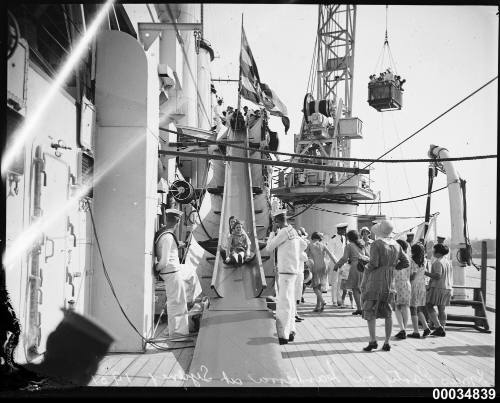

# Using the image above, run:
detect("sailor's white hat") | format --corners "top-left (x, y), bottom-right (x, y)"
top-left (165, 208), bottom-right (183, 218)
top-left (336, 222), bottom-right (348, 228)
top-left (272, 209), bottom-right (287, 218)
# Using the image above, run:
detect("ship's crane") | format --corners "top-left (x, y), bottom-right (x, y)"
top-left (273, 4), bottom-right (374, 227)
top-left (296, 5), bottom-right (363, 186)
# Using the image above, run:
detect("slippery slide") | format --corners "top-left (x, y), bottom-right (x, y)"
top-left (186, 116), bottom-right (287, 386)
top-left (209, 119), bottom-right (266, 308)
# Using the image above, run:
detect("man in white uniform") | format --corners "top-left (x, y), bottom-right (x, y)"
top-left (266, 210), bottom-right (307, 345)
top-left (327, 223), bottom-right (348, 307)
top-left (155, 209), bottom-right (189, 337)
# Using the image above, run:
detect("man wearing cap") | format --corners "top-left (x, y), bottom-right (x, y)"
top-left (326, 223), bottom-right (348, 307)
top-left (406, 233), bottom-right (415, 246)
top-left (266, 210), bottom-right (308, 345)
top-left (154, 209), bottom-right (189, 337)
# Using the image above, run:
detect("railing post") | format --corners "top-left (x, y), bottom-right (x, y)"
top-left (481, 240), bottom-right (487, 300)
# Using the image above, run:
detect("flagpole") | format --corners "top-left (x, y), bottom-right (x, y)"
top-left (234, 13), bottom-right (244, 132)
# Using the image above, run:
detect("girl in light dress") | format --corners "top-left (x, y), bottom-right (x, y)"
top-left (393, 240), bottom-right (412, 339)
top-left (306, 232), bottom-right (337, 312)
top-left (408, 243), bottom-right (431, 338)
top-left (424, 243), bottom-right (453, 337)
top-left (333, 230), bottom-right (370, 314)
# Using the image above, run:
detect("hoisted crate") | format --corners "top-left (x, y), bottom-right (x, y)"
top-left (368, 5), bottom-right (405, 112)
top-left (368, 80), bottom-right (402, 112)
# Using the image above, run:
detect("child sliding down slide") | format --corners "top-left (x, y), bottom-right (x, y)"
top-left (224, 220), bottom-right (254, 266)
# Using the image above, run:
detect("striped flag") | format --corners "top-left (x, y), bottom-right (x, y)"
top-left (239, 27), bottom-right (262, 105)
top-left (260, 82), bottom-right (290, 133)
top-left (239, 26), bottom-right (290, 133)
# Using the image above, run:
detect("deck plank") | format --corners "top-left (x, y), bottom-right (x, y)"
top-left (280, 332), bottom-right (319, 387)
top-left (311, 310), bottom-right (390, 386)
top-left (162, 348), bottom-right (195, 386)
top-left (333, 313), bottom-right (428, 386)
top-left (295, 312), bottom-right (355, 386)
top-left (92, 355), bottom-right (137, 387)
top-left (93, 287), bottom-right (494, 388)
top-left (95, 354), bottom-right (122, 377)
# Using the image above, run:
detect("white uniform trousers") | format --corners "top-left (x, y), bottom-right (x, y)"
top-left (276, 273), bottom-right (297, 339)
top-left (295, 269), bottom-right (304, 302)
top-left (328, 268), bottom-right (342, 305)
top-left (161, 271), bottom-right (189, 337)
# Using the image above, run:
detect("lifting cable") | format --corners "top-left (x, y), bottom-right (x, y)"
top-left (289, 75), bottom-right (498, 219)
top-left (390, 113), bottom-right (422, 216)
top-left (160, 127), bottom-right (497, 164)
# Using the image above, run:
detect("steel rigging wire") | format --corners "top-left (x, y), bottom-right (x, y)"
top-left (160, 127), bottom-right (497, 164)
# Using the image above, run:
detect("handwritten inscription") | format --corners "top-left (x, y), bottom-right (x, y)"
top-left (91, 361), bottom-right (487, 387)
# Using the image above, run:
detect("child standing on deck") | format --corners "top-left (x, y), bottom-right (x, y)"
top-left (225, 220), bottom-right (252, 266)
top-left (306, 232), bottom-right (337, 312)
top-left (393, 239), bottom-right (412, 339)
top-left (408, 243), bottom-right (431, 338)
top-left (424, 243), bottom-right (453, 337)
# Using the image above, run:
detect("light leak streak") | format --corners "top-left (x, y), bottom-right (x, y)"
top-left (3, 133), bottom-right (146, 269)
top-left (1, 0), bottom-right (115, 176)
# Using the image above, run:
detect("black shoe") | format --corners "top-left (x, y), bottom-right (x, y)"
top-left (278, 337), bottom-right (289, 345)
top-left (430, 327), bottom-right (446, 337)
top-left (295, 315), bottom-right (304, 322)
top-left (363, 341), bottom-right (378, 352)
top-left (296, 300), bottom-right (300, 305)
top-left (288, 331), bottom-right (296, 342)
top-left (422, 328), bottom-right (431, 338)
top-left (394, 330), bottom-right (406, 339)
top-left (407, 332), bottom-right (421, 339)
top-left (301, 297), bottom-right (305, 303)
top-left (352, 310), bottom-right (362, 316)
top-left (382, 343), bottom-right (391, 351)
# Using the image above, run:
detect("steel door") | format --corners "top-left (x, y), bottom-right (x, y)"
top-left (36, 152), bottom-right (70, 353)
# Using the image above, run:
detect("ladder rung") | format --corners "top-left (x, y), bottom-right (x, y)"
top-left (450, 300), bottom-right (484, 307)
top-left (446, 314), bottom-right (488, 322)
top-left (214, 210), bottom-right (263, 215)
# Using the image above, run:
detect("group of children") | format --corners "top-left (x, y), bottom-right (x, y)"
top-left (393, 238), bottom-right (453, 339)
top-left (369, 68), bottom-right (406, 91)
top-left (296, 224), bottom-right (453, 341)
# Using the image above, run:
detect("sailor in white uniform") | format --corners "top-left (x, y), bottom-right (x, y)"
top-left (266, 210), bottom-right (308, 345)
top-left (326, 223), bottom-right (348, 306)
top-left (155, 209), bottom-right (189, 337)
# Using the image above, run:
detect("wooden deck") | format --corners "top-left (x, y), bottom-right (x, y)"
top-left (93, 288), bottom-right (495, 387)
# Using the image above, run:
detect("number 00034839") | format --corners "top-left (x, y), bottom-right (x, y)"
top-left (433, 389), bottom-right (496, 400)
